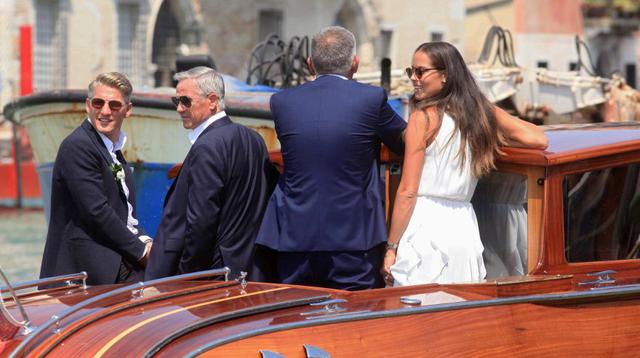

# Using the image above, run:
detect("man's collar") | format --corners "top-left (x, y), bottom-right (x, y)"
top-left (86, 117), bottom-right (126, 152)
top-left (316, 74), bottom-right (349, 80)
top-left (188, 110), bottom-right (227, 144)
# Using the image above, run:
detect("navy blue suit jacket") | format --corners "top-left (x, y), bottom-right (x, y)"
top-left (256, 75), bottom-right (406, 252)
top-left (145, 116), bottom-right (278, 281)
top-left (40, 120), bottom-right (146, 285)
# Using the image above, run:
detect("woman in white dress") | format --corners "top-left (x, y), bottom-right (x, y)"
top-left (381, 42), bottom-right (548, 286)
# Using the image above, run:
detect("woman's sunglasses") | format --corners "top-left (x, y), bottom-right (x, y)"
top-left (171, 96), bottom-right (193, 108)
top-left (90, 98), bottom-right (125, 111)
top-left (405, 66), bottom-right (443, 79)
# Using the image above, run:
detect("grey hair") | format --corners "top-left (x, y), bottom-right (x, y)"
top-left (88, 72), bottom-right (133, 102)
top-left (173, 66), bottom-right (226, 110)
top-left (311, 26), bottom-right (356, 76)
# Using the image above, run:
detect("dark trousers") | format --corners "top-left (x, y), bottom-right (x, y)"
top-left (275, 245), bottom-right (384, 291)
top-left (116, 260), bottom-right (144, 283)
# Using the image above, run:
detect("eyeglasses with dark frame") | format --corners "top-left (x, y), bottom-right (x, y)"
top-left (90, 98), bottom-right (125, 111)
top-left (171, 96), bottom-right (193, 108)
top-left (405, 66), bottom-right (443, 80)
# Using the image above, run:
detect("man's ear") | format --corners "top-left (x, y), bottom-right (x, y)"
top-left (350, 55), bottom-right (359, 76)
top-left (124, 102), bottom-right (133, 118)
top-left (307, 57), bottom-right (316, 76)
top-left (208, 93), bottom-right (219, 112)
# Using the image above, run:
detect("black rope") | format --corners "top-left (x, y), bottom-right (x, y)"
top-left (246, 34), bottom-right (312, 88)
top-left (574, 35), bottom-right (598, 76)
top-left (503, 28), bottom-right (517, 66)
top-left (477, 26), bottom-right (518, 67)
top-left (282, 36), bottom-right (311, 88)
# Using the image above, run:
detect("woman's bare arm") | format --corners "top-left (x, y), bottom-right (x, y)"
top-left (495, 106), bottom-right (548, 149)
top-left (381, 107), bottom-right (437, 284)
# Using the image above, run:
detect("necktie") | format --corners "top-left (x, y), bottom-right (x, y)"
top-left (115, 150), bottom-right (127, 165)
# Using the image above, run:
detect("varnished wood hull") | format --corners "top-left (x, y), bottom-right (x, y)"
top-left (6, 279), bottom-right (638, 358)
top-left (208, 300), bottom-right (640, 357)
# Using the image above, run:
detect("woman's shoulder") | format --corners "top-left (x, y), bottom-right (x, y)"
top-left (409, 106), bottom-right (441, 121)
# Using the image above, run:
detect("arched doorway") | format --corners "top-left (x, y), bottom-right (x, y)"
top-left (333, 0), bottom-right (380, 72)
top-left (150, 0), bottom-right (206, 87)
top-left (151, 1), bottom-right (179, 87)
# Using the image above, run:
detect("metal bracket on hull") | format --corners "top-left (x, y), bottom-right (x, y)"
top-left (260, 350), bottom-right (286, 358)
top-left (304, 344), bottom-right (332, 358)
top-left (237, 271), bottom-right (248, 293)
top-left (1, 271), bottom-right (87, 292)
top-left (578, 269), bottom-right (617, 286)
top-left (0, 267), bottom-right (33, 340)
top-left (300, 298), bottom-right (347, 316)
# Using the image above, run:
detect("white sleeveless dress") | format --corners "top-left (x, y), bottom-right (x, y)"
top-left (390, 113), bottom-right (486, 285)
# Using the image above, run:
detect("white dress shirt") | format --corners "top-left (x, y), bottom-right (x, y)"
top-left (188, 110), bottom-right (228, 144)
top-left (87, 118), bottom-right (152, 259)
top-left (316, 74), bottom-right (348, 80)
top-left (189, 111), bottom-right (227, 144)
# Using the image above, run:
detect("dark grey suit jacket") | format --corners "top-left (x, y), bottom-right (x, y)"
top-left (145, 116), bottom-right (278, 281)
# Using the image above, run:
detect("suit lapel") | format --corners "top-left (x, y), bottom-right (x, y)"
top-left (163, 116), bottom-right (231, 207)
top-left (200, 116), bottom-right (232, 137)
top-left (164, 172), bottom-right (179, 207)
top-left (81, 120), bottom-right (128, 200)
top-left (82, 120), bottom-right (113, 165)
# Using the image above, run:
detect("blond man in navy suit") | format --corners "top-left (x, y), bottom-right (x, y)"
top-left (40, 72), bottom-right (151, 285)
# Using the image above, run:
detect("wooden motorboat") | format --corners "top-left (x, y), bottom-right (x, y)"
top-left (1, 122), bottom-right (640, 357)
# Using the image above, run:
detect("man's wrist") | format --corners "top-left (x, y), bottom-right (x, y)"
top-left (385, 242), bottom-right (399, 251)
top-left (139, 235), bottom-right (153, 244)
top-left (138, 236), bottom-right (153, 261)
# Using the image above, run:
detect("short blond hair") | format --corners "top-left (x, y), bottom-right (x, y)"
top-left (88, 72), bottom-right (133, 102)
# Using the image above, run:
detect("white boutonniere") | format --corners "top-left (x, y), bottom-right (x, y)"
top-left (110, 163), bottom-right (125, 181)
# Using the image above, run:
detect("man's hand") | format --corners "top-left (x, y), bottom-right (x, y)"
top-left (140, 240), bottom-right (152, 267)
top-left (381, 249), bottom-right (397, 286)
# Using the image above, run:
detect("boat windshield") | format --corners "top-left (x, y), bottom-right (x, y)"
top-left (472, 171), bottom-right (528, 278)
top-left (564, 162), bottom-right (640, 262)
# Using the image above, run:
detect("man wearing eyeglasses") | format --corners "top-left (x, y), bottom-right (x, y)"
top-left (40, 72), bottom-right (152, 286)
top-left (145, 66), bottom-right (278, 281)
top-left (254, 26), bottom-right (406, 290)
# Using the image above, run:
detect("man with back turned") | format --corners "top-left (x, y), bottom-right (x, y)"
top-left (255, 26), bottom-right (406, 290)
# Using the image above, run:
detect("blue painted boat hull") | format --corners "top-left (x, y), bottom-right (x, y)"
top-left (37, 161), bottom-right (173, 237)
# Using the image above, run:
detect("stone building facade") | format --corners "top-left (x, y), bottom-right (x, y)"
top-left (0, 0), bottom-right (465, 100)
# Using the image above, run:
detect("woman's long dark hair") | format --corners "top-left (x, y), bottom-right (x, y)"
top-left (412, 42), bottom-right (503, 177)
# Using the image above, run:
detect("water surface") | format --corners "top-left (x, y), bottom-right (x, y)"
top-left (0, 209), bottom-right (46, 284)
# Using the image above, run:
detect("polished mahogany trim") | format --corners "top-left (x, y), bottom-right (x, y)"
top-left (142, 294), bottom-right (331, 357)
top-left (94, 287), bottom-right (291, 358)
top-left (499, 123), bottom-right (640, 166)
top-left (185, 284), bottom-right (640, 357)
top-left (37, 281), bottom-right (240, 358)
top-left (12, 268), bottom-right (232, 357)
